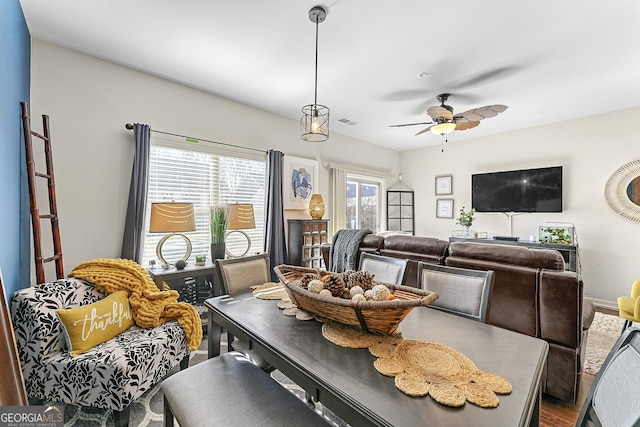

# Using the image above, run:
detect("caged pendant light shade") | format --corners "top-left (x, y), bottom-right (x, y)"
top-left (301, 6), bottom-right (330, 142)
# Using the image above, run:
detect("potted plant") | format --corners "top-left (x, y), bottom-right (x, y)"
top-left (540, 227), bottom-right (572, 245)
top-left (210, 205), bottom-right (228, 260)
top-left (456, 206), bottom-right (476, 238)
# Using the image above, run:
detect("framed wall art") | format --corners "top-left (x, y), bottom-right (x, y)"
top-left (283, 155), bottom-right (319, 210)
top-left (436, 199), bottom-right (454, 218)
top-left (435, 175), bottom-right (452, 195)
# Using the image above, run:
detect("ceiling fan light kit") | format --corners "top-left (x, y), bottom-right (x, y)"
top-left (391, 93), bottom-right (508, 142)
top-left (301, 5), bottom-right (329, 142)
top-left (431, 122), bottom-right (456, 135)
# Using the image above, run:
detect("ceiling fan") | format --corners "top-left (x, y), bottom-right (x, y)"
top-left (389, 93), bottom-right (508, 136)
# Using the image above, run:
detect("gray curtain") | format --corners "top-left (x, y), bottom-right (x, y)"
top-left (264, 150), bottom-right (287, 281)
top-left (121, 123), bottom-right (150, 262)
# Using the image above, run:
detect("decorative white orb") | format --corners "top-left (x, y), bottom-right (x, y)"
top-left (308, 279), bottom-right (325, 294)
top-left (319, 289), bottom-right (332, 297)
top-left (350, 286), bottom-right (364, 297)
top-left (371, 284), bottom-right (391, 301)
top-left (352, 293), bottom-right (366, 302)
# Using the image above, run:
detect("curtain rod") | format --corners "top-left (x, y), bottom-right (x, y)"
top-left (125, 123), bottom-right (267, 154)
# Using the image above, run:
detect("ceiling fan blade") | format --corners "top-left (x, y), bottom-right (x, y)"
top-left (388, 121), bottom-right (434, 128)
top-left (456, 104), bottom-right (508, 121)
top-left (449, 66), bottom-right (520, 90)
top-left (380, 89), bottom-right (431, 102)
top-left (427, 105), bottom-right (453, 121)
top-left (455, 121), bottom-right (481, 131)
top-left (415, 125), bottom-right (435, 136)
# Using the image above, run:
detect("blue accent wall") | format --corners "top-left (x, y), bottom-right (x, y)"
top-left (0, 0), bottom-right (31, 301)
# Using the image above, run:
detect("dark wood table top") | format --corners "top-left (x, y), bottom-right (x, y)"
top-left (205, 292), bottom-right (548, 427)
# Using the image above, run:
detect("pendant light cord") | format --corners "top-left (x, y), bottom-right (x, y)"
top-left (313, 16), bottom-right (319, 107)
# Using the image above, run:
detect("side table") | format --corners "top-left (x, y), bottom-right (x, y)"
top-left (147, 262), bottom-right (221, 334)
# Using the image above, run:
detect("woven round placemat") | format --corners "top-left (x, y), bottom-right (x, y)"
top-left (321, 320), bottom-right (403, 349)
top-left (389, 340), bottom-right (510, 407)
top-left (282, 306), bottom-right (300, 316)
top-left (369, 341), bottom-right (398, 358)
top-left (277, 299), bottom-right (295, 309)
top-left (251, 282), bottom-right (288, 300)
top-left (394, 340), bottom-right (479, 383)
top-left (322, 321), bottom-right (379, 348)
top-left (374, 357), bottom-right (404, 377)
top-left (296, 310), bottom-right (315, 321)
top-left (394, 373), bottom-right (430, 398)
top-left (320, 323), bottom-right (512, 408)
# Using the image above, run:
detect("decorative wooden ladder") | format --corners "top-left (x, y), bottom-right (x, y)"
top-left (20, 102), bottom-right (64, 284)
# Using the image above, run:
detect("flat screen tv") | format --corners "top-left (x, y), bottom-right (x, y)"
top-left (472, 166), bottom-right (563, 212)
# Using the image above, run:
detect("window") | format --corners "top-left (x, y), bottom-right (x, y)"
top-left (142, 138), bottom-right (266, 266)
top-left (346, 174), bottom-right (382, 232)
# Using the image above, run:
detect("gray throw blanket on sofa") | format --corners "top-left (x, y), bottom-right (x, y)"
top-left (329, 229), bottom-right (373, 273)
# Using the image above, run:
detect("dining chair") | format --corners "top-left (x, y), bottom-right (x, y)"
top-left (617, 279), bottom-right (640, 329)
top-left (417, 262), bottom-right (494, 322)
top-left (576, 326), bottom-right (640, 427)
top-left (358, 252), bottom-right (408, 285)
top-left (216, 253), bottom-right (273, 370)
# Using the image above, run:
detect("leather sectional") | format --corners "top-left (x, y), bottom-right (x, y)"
top-left (320, 234), bottom-right (595, 404)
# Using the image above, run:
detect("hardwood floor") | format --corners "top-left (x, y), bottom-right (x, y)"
top-left (541, 373), bottom-right (593, 426)
top-left (540, 305), bottom-right (617, 426)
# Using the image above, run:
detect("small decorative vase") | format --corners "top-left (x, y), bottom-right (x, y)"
top-left (210, 243), bottom-right (225, 261)
top-left (309, 194), bottom-right (325, 220)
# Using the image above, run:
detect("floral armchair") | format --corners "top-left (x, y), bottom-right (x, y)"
top-left (10, 278), bottom-right (189, 426)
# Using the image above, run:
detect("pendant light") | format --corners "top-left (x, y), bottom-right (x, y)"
top-left (301, 6), bottom-right (329, 142)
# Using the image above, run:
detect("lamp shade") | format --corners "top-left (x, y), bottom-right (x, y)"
top-left (308, 194), bottom-right (325, 220)
top-left (431, 122), bottom-right (457, 136)
top-left (227, 204), bottom-right (255, 230)
top-left (149, 203), bottom-right (196, 233)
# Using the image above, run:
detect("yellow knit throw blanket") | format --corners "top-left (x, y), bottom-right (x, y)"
top-left (68, 258), bottom-right (202, 351)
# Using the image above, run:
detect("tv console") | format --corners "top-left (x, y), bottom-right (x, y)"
top-left (449, 237), bottom-right (578, 273)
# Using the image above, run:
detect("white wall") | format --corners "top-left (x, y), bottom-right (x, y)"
top-left (29, 39), bottom-right (400, 279)
top-left (400, 108), bottom-right (640, 306)
top-left (30, 39), bottom-right (639, 307)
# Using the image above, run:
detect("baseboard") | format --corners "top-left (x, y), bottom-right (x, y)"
top-left (585, 296), bottom-right (617, 312)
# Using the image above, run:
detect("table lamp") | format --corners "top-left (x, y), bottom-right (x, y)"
top-left (149, 202), bottom-right (196, 269)
top-left (226, 203), bottom-right (255, 257)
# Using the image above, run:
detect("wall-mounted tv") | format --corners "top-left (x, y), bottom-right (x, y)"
top-left (472, 166), bottom-right (563, 213)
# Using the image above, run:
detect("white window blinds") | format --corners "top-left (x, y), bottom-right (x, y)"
top-left (142, 142), bottom-right (266, 266)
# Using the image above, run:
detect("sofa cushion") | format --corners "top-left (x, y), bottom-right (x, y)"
top-left (448, 241), bottom-right (565, 270)
top-left (382, 235), bottom-right (449, 261)
top-left (56, 290), bottom-right (134, 355)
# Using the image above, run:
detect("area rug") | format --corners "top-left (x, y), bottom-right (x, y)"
top-left (583, 311), bottom-right (625, 375)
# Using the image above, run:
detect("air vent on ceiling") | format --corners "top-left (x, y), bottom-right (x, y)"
top-left (338, 118), bottom-right (358, 126)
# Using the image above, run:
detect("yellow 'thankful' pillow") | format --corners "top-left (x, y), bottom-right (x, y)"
top-left (57, 290), bottom-right (134, 356)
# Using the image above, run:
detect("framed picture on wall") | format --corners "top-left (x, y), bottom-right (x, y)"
top-left (435, 175), bottom-right (453, 195)
top-left (283, 156), bottom-right (319, 210)
top-left (436, 199), bottom-right (454, 218)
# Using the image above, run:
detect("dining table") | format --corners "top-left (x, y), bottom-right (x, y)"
top-left (205, 291), bottom-right (548, 427)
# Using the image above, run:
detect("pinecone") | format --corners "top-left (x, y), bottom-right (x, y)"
top-left (347, 270), bottom-right (375, 291)
top-left (300, 272), bottom-right (321, 289)
top-left (341, 270), bottom-right (358, 288)
top-left (321, 273), bottom-right (346, 297)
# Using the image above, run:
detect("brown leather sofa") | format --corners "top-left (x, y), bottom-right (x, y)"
top-left (320, 234), bottom-right (595, 404)
top-left (321, 234), bottom-right (449, 287)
